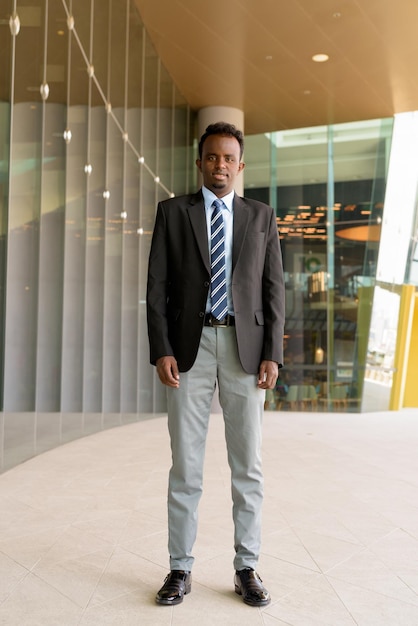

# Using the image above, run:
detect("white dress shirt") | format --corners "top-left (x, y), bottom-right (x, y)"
top-left (202, 186), bottom-right (235, 316)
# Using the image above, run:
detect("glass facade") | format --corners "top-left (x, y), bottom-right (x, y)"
top-left (0, 0), bottom-right (192, 469)
top-left (1, 2), bottom-right (418, 471)
top-left (1, 0), bottom-right (192, 416)
top-left (244, 119), bottom-right (397, 412)
top-left (364, 112), bottom-right (418, 411)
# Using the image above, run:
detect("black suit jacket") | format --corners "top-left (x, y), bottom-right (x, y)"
top-left (147, 190), bottom-right (285, 374)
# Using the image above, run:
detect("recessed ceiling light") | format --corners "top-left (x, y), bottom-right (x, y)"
top-left (312, 53), bottom-right (329, 63)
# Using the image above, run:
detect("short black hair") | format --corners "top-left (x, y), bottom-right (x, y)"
top-left (198, 122), bottom-right (244, 160)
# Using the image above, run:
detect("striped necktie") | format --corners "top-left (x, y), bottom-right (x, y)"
top-left (210, 199), bottom-right (228, 320)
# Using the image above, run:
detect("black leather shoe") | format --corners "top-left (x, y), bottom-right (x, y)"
top-left (234, 568), bottom-right (271, 607)
top-left (156, 570), bottom-right (192, 605)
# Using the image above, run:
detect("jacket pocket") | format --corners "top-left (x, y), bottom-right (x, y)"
top-left (255, 310), bottom-right (264, 326)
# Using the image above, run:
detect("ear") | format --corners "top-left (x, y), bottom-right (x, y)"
top-left (238, 161), bottom-right (245, 173)
top-left (196, 158), bottom-right (202, 171)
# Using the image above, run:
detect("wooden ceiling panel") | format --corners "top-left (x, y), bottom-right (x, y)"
top-left (134, 0), bottom-right (418, 134)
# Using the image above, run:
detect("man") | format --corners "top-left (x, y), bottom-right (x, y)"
top-left (147, 122), bottom-right (285, 607)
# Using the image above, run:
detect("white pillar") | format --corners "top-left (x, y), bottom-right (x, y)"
top-left (197, 107), bottom-right (245, 196)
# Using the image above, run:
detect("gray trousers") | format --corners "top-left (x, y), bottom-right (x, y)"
top-left (166, 326), bottom-right (265, 572)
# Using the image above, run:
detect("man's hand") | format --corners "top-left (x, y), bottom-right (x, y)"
top-left (156, 356), bottom-right (180, 388)
top-left (257, 360), bottom-right (279, 389)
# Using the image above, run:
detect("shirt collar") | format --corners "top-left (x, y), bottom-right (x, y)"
top-left (202, 186), bottom-right (235, 213)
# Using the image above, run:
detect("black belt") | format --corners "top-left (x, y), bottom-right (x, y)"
top-left (204, 313), bottom-right (235, 327)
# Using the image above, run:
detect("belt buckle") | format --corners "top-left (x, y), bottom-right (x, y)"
top-left (206, 313), bottom-right (233, 327)
top-left (214, 315), bottom-right (228, 327)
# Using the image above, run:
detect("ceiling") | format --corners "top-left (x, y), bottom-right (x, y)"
top-left (134, 0), bottom-right (418, 135)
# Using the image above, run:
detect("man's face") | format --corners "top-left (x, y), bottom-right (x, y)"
top-left (196, 134), bottom-right (245, 197)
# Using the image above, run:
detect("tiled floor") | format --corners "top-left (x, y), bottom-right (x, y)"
top-left (1, 409), bottom-right (418, 625)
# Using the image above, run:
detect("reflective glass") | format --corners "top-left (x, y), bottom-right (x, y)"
top-left (0, 103), bottom-right (10, 409)
top-left (245, 119), bottom-right (395, 412)
top-left (1, 0), bottom-right (192, 464)
top-left (61, 25), bottom-right (90, 412)
top-left (4, 1), bottom-right (45, 410)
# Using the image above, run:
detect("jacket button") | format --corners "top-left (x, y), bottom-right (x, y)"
top-left (199, 311), bottom-right (204, 317)
top-left (204, 281), bottom-right (209, 287)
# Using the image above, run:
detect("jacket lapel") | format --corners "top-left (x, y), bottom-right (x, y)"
top-left (187, 191), bottom-right (250, 273)
top-left (187, 192), bottom-right (210, 274)
top-left (232, 195), bottom-right (249, 270)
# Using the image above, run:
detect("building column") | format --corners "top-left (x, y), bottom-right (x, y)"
top-left (197, 107), bottom-right (245, 196)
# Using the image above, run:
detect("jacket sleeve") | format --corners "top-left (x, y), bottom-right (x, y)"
top-left (261, 207), bottom-right (285, 366)
top-left (146, 202), bottom-right (174, 365)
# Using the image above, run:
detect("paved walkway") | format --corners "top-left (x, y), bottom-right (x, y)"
top-left (1, 409), bottom-right (418, 625)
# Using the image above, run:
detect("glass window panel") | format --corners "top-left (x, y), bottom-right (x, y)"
top-left (1, 0), bottom-right (195, 467)
top-left (158, 67), bottom-right (174, 195)
top-left (275, 128), bottom-right (328, 404)
top-left (0, 103), bottom-right (10, 409)
top-left (102, 119), bottom-right (123, 412)
top-left (36, 103), bottom-right (66, 411)
top-left (120, 149), bottom-right (140, 412)
top-left (334, 119), bottom-right (392, 409)
top-left (362, 286), bottom-right (400, 411)
top-left (244, 134), bottom-right (272, 204)
top-left (92, 0), bottom-right (111, 98)
top-left (12, 1), bottom-right (43, 105)
top-left (138, 168), bottom-right (155, 412)
top-left (60, 31), bottom-right (90, 411)
top-left (83, 101), bottom-right (106, 411)
top-left (0, 8), bottom-right (12, 103)
top-left (127, 5), bottom-right (144, 113)
top-left (45, 1), bottom-right (68, 106)
top-left (377, 113), bottom-right (418, 284)
top-left (172, 99), bottom-right (191, 195)
top-left (5, 12), bottom-right (44, 410)
top-left (407, 216), bottom-right (418, 286)
top-left (70, 0), bottom-right (92, 67)
top-left (244, 119), bottom-right (393, 412)
top-left (142, 34), bottom-right (159, 175)
top-left (108, 0), bottom-right (128, 123)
